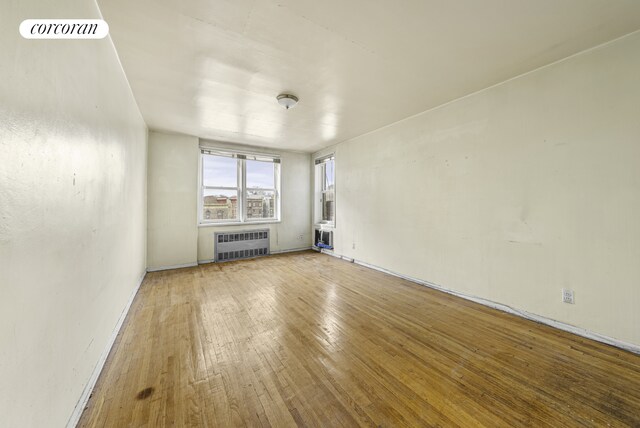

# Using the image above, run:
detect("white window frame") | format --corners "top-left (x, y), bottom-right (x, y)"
top-left (314, 154), bottom-right (335, 227)
top-left (199, 149), bottom-right (281, 226)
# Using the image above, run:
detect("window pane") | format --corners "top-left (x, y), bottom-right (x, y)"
top-left (203, 189), bottom-right (238, 221)
top-left (246, 160), bottom-right (275, 189)
top-left (322, 190), bottom-right (334, 222)
top-left (246, 190), bottom-right (276, 219)
top-left (324, 159), bottom-right (335, 190)
top-left (203, 155), bottom-right (237, 187)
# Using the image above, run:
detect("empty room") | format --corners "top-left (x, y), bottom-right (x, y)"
top-left (2, 0), bottom-right (640, 426)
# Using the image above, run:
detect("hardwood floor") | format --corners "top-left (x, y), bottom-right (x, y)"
top-left (79, 251), bottom-right (640, 427)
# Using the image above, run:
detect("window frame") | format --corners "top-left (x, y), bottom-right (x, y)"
top-left (199, 149), bottom-right (281, 226)
top-left (314, 154), bottom-right (335, 227)
top-left (200, 156), bottom-right (242, 224)
top-left (244, 158), bottom-right (280, 221)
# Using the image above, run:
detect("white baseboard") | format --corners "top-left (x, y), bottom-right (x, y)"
top-left (320, 250), bottom-right (640, 355)
top-left (271, 246), bottom-right (312, 255)
top-left (146, 262), bottom-right (198, 272)
top-left (66, 271), bottom-right (146, 428)
top-left (319, 248), bottom-right (344, 259)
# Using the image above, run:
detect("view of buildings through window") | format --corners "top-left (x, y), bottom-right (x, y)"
top-left (320, 158), bottom-right (335, 223)
top-left (245, 159), bottom-right (276, 220)
top-left (201, 153), bottom-right (278, 222)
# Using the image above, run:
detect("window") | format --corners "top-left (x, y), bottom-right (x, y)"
top-left (200, 149), bottom-right (280, 224)
top-left (315, 155), bottom-right (335, 225)
top-left (202, 155), bottom-right (239, 222)
top-left (246, 159), bottom-right (277, 220)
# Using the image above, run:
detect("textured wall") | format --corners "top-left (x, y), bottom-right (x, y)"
top-left (147, 131), bottom-right (199, 270)
top-left (0, 1), bottom-right (148, 426)
top-left (316, 32), bottom-right (640, 347)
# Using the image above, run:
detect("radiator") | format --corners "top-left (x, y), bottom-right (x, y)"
top-left (214, 229), bottom-right (270, 262)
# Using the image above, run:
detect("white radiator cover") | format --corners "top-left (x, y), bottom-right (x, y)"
top-left (214, 229), bottom-right (270, 262)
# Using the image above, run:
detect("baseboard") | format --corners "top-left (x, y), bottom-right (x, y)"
top-left (271, 246), bottom-right (312, 255)
top-left (146, 262), bottom-right (198, 272)
top-left (321, 250), bottom-right (640, 355)
top-left (66, 270), bottom-right (147, 428)
top-left (319, 248), bottom-right (347, 260)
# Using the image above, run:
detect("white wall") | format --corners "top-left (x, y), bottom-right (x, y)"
top-left (147, 131), bottom-right (199, 270)
top-left (316, 32), bottom-right (640, 347)
top-left (146, 133), bottom-right (311, 265)
top-left (0, 1), bottom-right (148, 427)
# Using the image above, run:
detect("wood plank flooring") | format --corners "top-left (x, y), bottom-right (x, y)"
top-left (79, 251), bottom-right (640, 427)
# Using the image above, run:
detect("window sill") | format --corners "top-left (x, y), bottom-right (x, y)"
top-left (315, 222), bottom-right (335, 229)
top-left (199, 220), bottom-right (281, 228)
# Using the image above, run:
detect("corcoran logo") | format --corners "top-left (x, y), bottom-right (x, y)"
top-left (19, 19), bottom-right (109, 39)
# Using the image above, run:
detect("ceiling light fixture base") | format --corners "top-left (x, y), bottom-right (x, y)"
top-left (277, 93), bottom-right (299, 109)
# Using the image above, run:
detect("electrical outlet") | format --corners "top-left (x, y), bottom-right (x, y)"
top-left (562, 288), bottom-right (575, 304)
top-left (297, 234), bottom-right (304, 241)
top-left (352, 243), bottom-right (356, 250)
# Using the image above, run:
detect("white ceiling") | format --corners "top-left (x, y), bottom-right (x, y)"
top-left (98, 0), bottom-right (640, 152)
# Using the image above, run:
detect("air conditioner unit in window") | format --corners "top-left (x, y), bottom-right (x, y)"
top-left (314, 228), bottom-right (333, 250)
